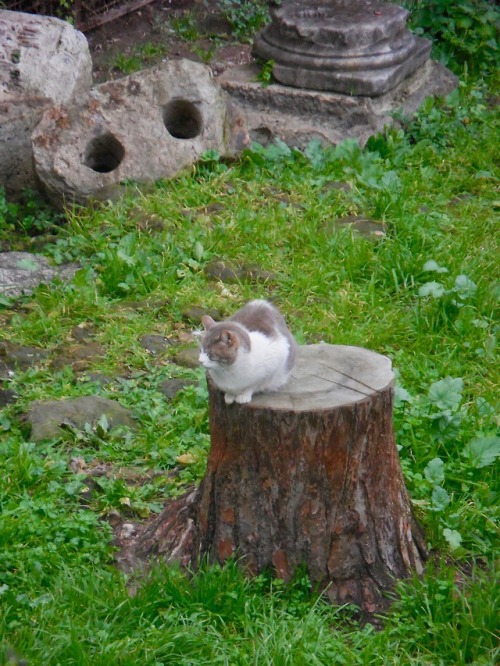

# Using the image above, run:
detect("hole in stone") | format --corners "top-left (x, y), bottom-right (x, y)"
top-left (163, 100), bottom-right (202, 139)
top-left (83, 133), bottom-right (125, 173)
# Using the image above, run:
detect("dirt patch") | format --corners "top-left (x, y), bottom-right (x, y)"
top-left (84, 0), bottom-right (254, 83)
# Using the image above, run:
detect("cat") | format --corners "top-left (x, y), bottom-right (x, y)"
top-left (198, 299), bottom-right (297, 404)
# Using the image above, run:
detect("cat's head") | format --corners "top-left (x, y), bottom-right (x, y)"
top-left (198, 315), bottom-right (250, 368)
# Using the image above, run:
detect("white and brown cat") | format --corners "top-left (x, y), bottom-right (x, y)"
top-left (198, 300), bottom-right (297, 404)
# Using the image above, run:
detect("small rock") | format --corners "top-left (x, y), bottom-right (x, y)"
top-left (70, 322), bottom-right (97, 342)
top-left (79, 479), bottom-right (96, 503)
top-left (121, 522), bottom-right (136, 538)
top-left (105, 509), bottom-right (123, 527)
top-left (0, 252), bottom-right (79, 299)
top-left (118, 298), bottom-right (170, 311)
top-left (25, 395), bottom-right (136, 442)
top-left (0, 340), bottom-right (48, 378)
top-left (181, 305), bottom-right (221, 323)
top-left (182, 202), bottom-right (225, 221)
top-left (447, 194), bottom-right (472, 208)
top-left (87, 463), bottom-right (111, 477)
top-left (0, 387), bottom-right (17, 406)
top-left (204, 260), bottom-right (240, 283)
top-left (322, 181), bottom-right (352, 193)
top-left (158, 378), bottom-right (197, 400)
top-left (204, 202), bottom-right (226, 215)
top-left (83, 372), bottom-right (114, 386)
top-left (173, 348), bottom-right (200, 369)
top-left (204, 260), bottom-right (276, 284)
top-left (133, 213), bottom-right (166, 233)
top-left (3, 647), bottom-right (29, 666)
top-left (325, 215), bottom-right (386, 240)
top-left (175, 328), bottom-right (197, 344)
top-left (50, 342), bottom-right (105, 372)
top-left (69, 456), bottom-right (87, 474)
top-left (239, 263), bottom-right (277, 282)
top-left (139, 334), bottom-right (171, 355)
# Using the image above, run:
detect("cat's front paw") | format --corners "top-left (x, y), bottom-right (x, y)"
top-left (235, 391), bottom-right (253, 404)
top-left (224, 393), bottom-right (236, 404)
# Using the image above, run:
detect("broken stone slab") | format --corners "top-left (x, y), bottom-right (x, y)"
top-left (253, 0), bottom-right (431, 96)
top-left (32, 59), bottom-right (249, 207)
top-left (0, 10), bottom-right (92, 197)
top-left (24, 395), bottom-right (137, 442)
top-left (0, 252), bottom-right (79, 298)
top-left (218, 59), bottom-right (457, 149)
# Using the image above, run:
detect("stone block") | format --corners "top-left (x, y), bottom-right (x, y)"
top-left (218, 60), bottom-right (458, 149)
top-left (32, 60), bottom-right (249, 207)
top-left (0, 10), bottom-right (92, 196)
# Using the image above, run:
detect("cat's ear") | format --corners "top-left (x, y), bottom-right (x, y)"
top-left (220, 329), bottom-right (236, 346)
top-left (202, 315), bottom-right (216, 331)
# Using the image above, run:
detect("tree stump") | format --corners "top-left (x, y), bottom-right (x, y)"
top-left (133, 344), bottom-right (426, 612)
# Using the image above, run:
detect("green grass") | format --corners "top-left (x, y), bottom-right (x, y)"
top-left (111, 41), bottom-right (170, 75)
top-left (1, 52), bottom-right (499, 666)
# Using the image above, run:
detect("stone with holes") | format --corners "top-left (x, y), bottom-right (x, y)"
top-left (31, 60), bottom-right (249, 207)
top-left (0, 10), bottom-right (92, 197)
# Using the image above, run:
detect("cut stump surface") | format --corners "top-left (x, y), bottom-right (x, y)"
top-left (132, 344), bottom-right (426, 613)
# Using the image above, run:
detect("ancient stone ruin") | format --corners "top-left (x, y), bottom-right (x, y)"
top-left (221, 0), bottom-right (458, 148)
top-left (253, 0), bottom-right (432, 96)
top-left (0, 10), bottom-right (92, 197)
top-left (0, 2), bottom-right (458, 205)
top-left (32, 60), bottom-right (248, 206)
top-left (0, 9), bottom-right (248, 207)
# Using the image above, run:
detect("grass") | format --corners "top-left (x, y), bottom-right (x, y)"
top-left (1, 30), bottom-right (499, 666)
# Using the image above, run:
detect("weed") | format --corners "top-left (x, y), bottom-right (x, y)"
top-left (256, 58), bottom-right (275, 87)
top-left (169, 12), bottom-right (200, 42)
top-left (111, 40), bottom-right (169, 75)
top-left (191, 42), bottom-right (218, 64)
top-left (111, 52), bottom-right (142, 75)
top-left (218, 0), bottom-right (271, 43)
top-left (137, 41), bottom-right (167, 61)
top-left (0, 187), bottom-right (66, 243)
top-left (401, 0), bottom-right (500, 76)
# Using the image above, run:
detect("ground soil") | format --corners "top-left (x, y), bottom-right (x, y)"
top-left (83, 0), bottom-right (254, 83)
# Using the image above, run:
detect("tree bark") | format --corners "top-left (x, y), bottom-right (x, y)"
top-left (133, 344), bottom-right (426, 612)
